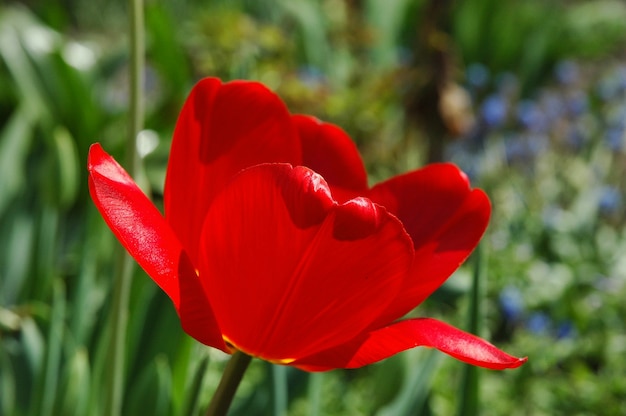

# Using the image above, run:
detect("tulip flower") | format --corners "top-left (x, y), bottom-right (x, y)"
top-left (88, 77), bottom-right (526, 372)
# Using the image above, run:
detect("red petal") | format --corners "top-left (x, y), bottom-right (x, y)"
top-left (197, 163), bottom-right (413, 362)
top-left (164, 78), bottom-right (302, 266)
top-left (176, 251), bottom-right (229, 351)
top-left (293, 115), bottom-right (368, 202)
top-left (368, 164), bottom-right (491, 322)
top-left (88, 144), bottom-right (226, 351)
top-left (295, 318), bottom-right (527, 371)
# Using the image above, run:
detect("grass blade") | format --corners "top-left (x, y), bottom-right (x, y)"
top-left (456, 244), bottom-right (485, 416)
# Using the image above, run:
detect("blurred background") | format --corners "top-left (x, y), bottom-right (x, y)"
top-left (1, 0), bottom-right (626, 414)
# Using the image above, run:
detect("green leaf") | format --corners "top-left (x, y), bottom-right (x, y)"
top-left (0, 107), bottom-right (35, 217)
top-left (145, 3), bottom-right (191, 96)
top-left (276, 0), bottom-right (329, 72)
top-left (0, 210), bottom-right (35, 305)
top-left (36, 279), bottom-right (66, 416)
top-left (20, 317), bottom-right (45, 412)
top-left (456, 245), bottom-right (485, 416)
top-left (563, 0), bottom-right (626, 58)
top-left (0, 347), bottom-right (17, 416)
top-left (178, 354), bottom-right (210, 416)
top-left (365, 0), bottom-right (416, 68)
top-left (0, 6), bottom-right (56, 123)
top-left (377, 349), bottom-right (441, 416)
top-left (58, 348), bottom-right (91, 416)
top-left (125, 356), bottom-right (173, 416)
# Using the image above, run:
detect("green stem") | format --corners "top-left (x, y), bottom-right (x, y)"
top-left (272, 365), bottom-right (288, 416)
top-left (104, 252), bottom-right (134, 416)
top-left (457, 243), bottom-right (485, 416)
top-left (127, 0), bottom-right (144, 174)
top-left (103, 0), bottom-right (144, 415)
top-left (205, 352), bottom-right (253, 416)
top-left (307, 373), bottom-right (323, 416)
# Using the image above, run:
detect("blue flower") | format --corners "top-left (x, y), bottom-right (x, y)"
top-left (598, 186), bottom-right (622, 215)
top-left (481, 94), bottom-right (508, 127)
top-left (554, 60), bottom-right (579, 85)
top-left (556, 321), bottom-right (577, 339)
top-left (297, 65), bottom-right (326, 88)
top-left (467, 63), bottom-right (490, 89)
top-left (499, 286), bottom-right (524, 322)
top-left (526, 312), bottom-right (551, 335)
top-left (604, 127), bottom-right (624, 151)
top-left (517, 100), bottom-right (547, 132)
top-left (565, 91), bottom-right (588, 117)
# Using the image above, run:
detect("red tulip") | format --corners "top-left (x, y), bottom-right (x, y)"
top-left (88, 77), bottom-right (526, 371)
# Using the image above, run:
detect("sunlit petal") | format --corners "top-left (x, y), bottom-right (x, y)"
top-left (369, 164), bottom-right (491, 322)
top-left (198, 163), bottom-right (413, 362)
top-left (294, 318), bottom-right (526, 371)
top-left (88, 144), bottom-right (226, 351)
top-left (165, 78), bottom-right (302, 265)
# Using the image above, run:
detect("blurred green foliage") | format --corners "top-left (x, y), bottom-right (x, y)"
top-left (2, 0), bottom-right (626, 415)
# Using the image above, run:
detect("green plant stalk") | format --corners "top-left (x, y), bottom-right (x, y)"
top-left (38, 279), bottom-right (66, 416)
top-left (104, 252), bottom-right (135, 416)
top-left (457, 243), bottom-right (485, 416)
top-left (205, 352), bottom-right (253, 416)
top-left (272, 364), bottom-right (288, 416)
top-left (127, 0), bottom-right (144, 176)
top-left (307, 373), bottom-right (323, 416)
top-left (103, 0), bottom-right (144, 415)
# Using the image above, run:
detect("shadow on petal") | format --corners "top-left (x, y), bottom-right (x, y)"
top-left (177, 250), bottom-right (227, 352)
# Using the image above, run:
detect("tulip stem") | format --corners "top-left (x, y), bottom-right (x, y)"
top-left (205, 352), bottom-right (253, 416)
top-left (104, 0), bottom-right (144, 415)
